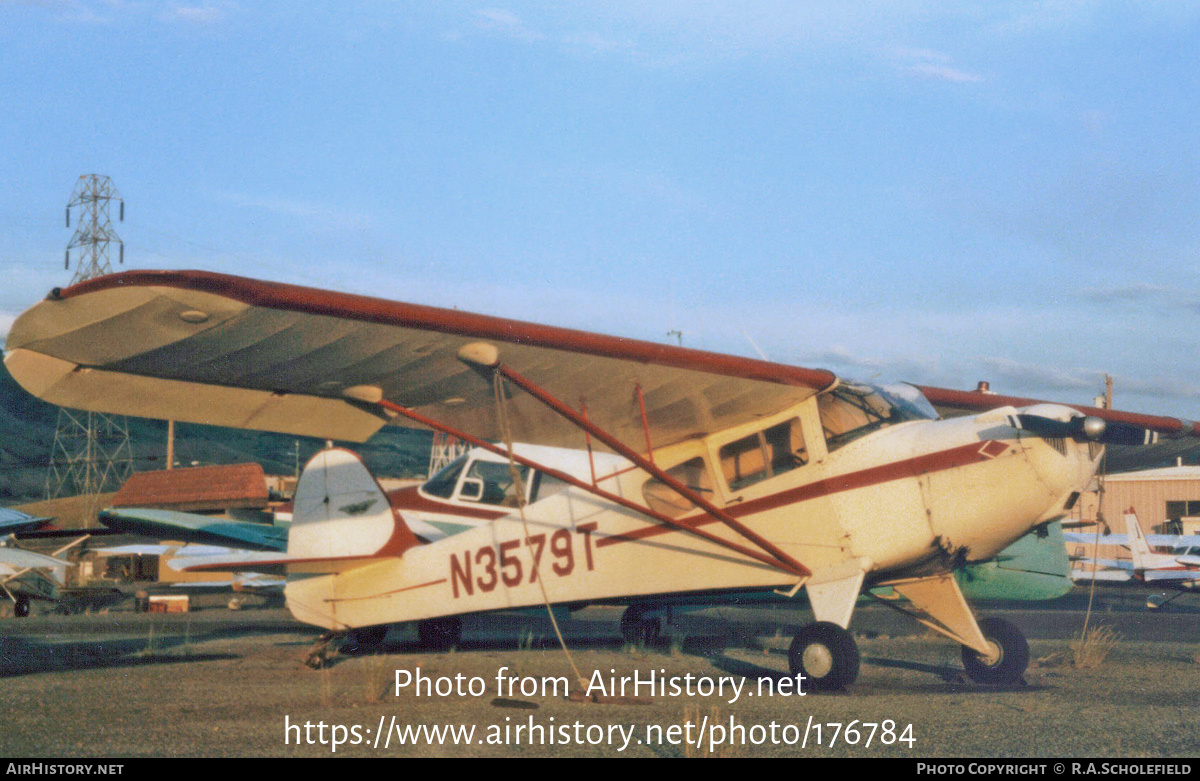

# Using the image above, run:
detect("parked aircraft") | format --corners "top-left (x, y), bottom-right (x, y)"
top-left (0, 508), bottom-right (76, 617)
top-left (1066, 511), bottom-right (1200, 604)
top-left (8, 269), bottom-right (1199, 688)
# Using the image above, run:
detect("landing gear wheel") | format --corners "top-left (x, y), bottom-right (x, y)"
top-left (347, 624), bottom-right (389, 652)
top-left (619, 606), bottom-right (663, 646)
top-left (417, 616), bottom-right (462, 651)
top-left (14, 596), bottom-right (30, 618)
top-left (961, 617), bottom-right (1029, 685)
top-left (788, 622), bottom-right (859, 691)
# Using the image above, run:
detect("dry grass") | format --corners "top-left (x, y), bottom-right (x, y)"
top-left (360, 654), bottom-right (390, 703)
top-left (1070, 625), bottom-right (1121, 669)
top-left (682, 703), bottom-right (738, 758)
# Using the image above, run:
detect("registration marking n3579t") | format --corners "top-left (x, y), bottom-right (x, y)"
top-left (450, 522), bottom-right (598, 598)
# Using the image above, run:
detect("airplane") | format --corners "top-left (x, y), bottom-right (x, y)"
top-left (0, 508), bottom-right (87, 617)
top-left (99, 439), bottom-right (1076, 631)
top-left (1065, 510), bottom-right (1200, 604)
top-left (7, 268), bottom-right (1200, 689)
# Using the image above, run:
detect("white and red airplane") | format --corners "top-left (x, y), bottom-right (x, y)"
top-left (1066, 510), bottom-right (1200, 591)
top-left (7, 269), bottom-right (1199, 688)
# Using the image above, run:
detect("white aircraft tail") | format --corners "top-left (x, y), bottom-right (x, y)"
top-left (1125, 509), bottom-right (1152, 567)
top-left (1123, 509), bottom-right (1175, 572)
top-left (288, 448), bottom-right (419, 560)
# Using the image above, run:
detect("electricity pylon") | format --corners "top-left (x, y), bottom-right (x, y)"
top-left (45, 175), bottom-right (133, 523)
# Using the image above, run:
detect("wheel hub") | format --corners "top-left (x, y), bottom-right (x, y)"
top-left (802, 642), bottom-right (834, 678)
top-left (980, 639), bottom-right (1003, 667)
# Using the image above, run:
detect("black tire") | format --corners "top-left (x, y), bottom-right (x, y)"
top-left (14, 597), bottom-right (30, 618)
top-left (788, 621), bottom-right (859, 691)
top-left (961, 616), bottom-right (1029, 685)
top-left (417, 615), bottom-right (462, 651)
top-left (619, 606), bottom-right (663, 646)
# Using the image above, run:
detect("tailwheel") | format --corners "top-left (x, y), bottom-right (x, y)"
top-left (417, 615), bottom-right (462, 651)
top-left (619, 606), bottom-right (663, 647)
top-left (788, 622), bottom-right (859, 691)
top-left (961, 617), bottom-right (1029, 685)
top-left (14, 596), bottom-right (30, 618)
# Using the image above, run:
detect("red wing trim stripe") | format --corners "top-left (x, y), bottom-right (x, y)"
top-left (58, 270), bottom-right (837, 390)
top-left (597, 440), bottom-right (1010, 549)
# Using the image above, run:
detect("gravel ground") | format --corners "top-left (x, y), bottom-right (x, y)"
top-left (1, 604), bottom-right (1197, 758)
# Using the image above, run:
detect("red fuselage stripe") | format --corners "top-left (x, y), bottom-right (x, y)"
top-left (596, 439), bottom-right (1011, 548)
top-left (388, 486), bottom-right (508, 520)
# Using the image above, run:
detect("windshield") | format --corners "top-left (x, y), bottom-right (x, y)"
top-left (422, 454), bottom-right (467, 499)
top-left (818, 381), bottom-right (937, 451)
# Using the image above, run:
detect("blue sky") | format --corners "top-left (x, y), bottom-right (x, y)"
top-left (3, 2), bottom-right (1200, 417)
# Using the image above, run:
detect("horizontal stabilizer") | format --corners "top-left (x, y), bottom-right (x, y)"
top-left (169, 550), bottom-right (394, 576)
top-left (99, 508), bottom-right (287, 552)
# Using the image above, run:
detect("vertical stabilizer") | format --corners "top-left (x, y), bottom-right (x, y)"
top-left (1124, 509), bottom-right (1165, 571)
top-left (289, 448), bottom-right (419, 560)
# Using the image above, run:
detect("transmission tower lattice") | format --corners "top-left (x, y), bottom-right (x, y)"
top-left (428, 431), bottom-right (469, 477)
top-left (46, 175), bottom-right (134, 520)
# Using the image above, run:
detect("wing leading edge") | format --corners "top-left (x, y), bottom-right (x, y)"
top-left (5, 270), bottom-right (836, 450)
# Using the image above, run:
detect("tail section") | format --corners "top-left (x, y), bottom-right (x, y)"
top-left (1123, 509), bottom-right (1175, 572)
top-left (1125, 509), bottom-right (1152, 568)
top-left (289, 448), bottom-right (420, 560)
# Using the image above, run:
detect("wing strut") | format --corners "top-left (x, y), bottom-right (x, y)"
top-left (491, 363), bottom-right (811, 577)
top-left (375, 399), bottom-right (806, 577)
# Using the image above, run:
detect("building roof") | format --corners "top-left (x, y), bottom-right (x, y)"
top-left (111, 463), bottom-right (269, 512)
top-left (1104, 464), bottom-right (1200, 483)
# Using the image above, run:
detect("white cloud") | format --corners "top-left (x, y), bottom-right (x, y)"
top-left (474, 8), bottom-right (543, 42)
top-left (156, 4), bottom-right (228, 25)
top-left (893, 47), bottom-right (983, 83)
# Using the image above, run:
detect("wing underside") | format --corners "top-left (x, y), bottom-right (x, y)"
top-left (5, 270), bottom-right (835, 450)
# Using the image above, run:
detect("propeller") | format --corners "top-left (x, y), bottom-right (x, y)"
top-left (1015, 413), bottom-right (1158, 446)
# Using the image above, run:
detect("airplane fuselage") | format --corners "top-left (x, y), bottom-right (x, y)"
top-left (284, 395), bottom-right (1101, 632)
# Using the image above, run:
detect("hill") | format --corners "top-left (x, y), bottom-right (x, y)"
top-left (0, 356), bottom-right (433, 505)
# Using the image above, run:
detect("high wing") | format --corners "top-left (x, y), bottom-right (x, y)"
top-left (98, 508), bottom-right (288, 552)
top-left (916, 385), bottom-right (1199, 442)
top-left (0, 508), bottom-right (54, 536)
top-left (4, 270), bottom-right (837, 450)
top-left (0, 547), bottom-right (70, 576)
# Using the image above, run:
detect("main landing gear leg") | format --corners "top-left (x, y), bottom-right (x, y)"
top-left (794, 558), bottom-right (869, 690)
top-left (959, 617), bottom-right (1029, 685)
top-left (881, 572), bottom-right (1030, 686)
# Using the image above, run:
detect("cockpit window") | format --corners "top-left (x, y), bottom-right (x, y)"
top-left (818, 382), bottom-right (936, 452)
top-left (719, 418), bottom-right (807, 491)
top-left (641, 457), bottom-right (714, 518)
top-left (422, 455), bottom-right (467, 499)
top-left (461, 459), bottom-right (530, 507)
